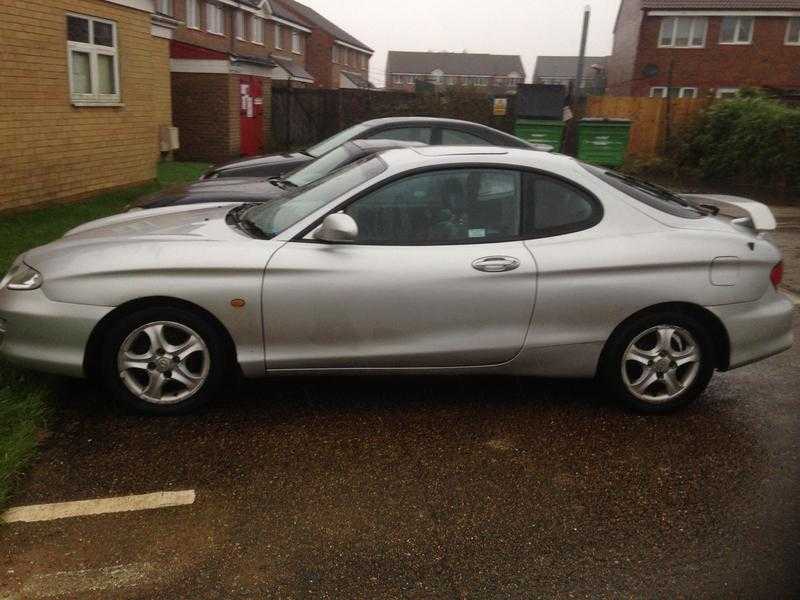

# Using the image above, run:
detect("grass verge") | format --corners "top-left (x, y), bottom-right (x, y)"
top-left (0, 161), bottom-right (209, 508)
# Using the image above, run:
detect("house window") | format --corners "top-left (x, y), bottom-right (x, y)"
top-left (206, 3), bottom-right (224, 35)
top-left (156, 0), bottom-right (173, 16)
top-left (787, 18), bottom-right (800, 45)
top-left (720, 16), bottom-right (753, 44)
top-left (650, 86), bottom-right (668, 98)
top-left (186, 0), bottom-right (199, 29)
top-left (393, 74), bottom-right (403, 85)
top-left (332, 45), bottom-right (338, 63)
top-left (251, 17), bottom-right (264, 44)
top-left (291, 31), bottom-right (302, 54)
top-left (274, 23), bottom-right (282, 49)
top-left (678, 87), bottom-right (698, 98)
top-left (716, 88), bottom-right (739, 99)
top-left (659, 16), bottom-right (707, 47)
top-left (67, 14), bottom-right (120, 105)
top-left (234, 10), bottom-right (245, 40)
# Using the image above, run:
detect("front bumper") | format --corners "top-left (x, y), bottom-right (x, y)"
top-left (708, 286), bottom-right (794, 370)
top-left (0, 287), bottom-right (113, 378)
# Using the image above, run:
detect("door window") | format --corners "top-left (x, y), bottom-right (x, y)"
top-left (368, 127), bottom-right (432, 143)
top-left (345, 169), bottom-right (521, 244)
top-left (440, 129), bottom-right (491, 145)
top-left (522, 175), bottom-right (600, 237)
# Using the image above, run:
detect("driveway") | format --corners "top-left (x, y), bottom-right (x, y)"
top-left (1, 209), bottom-right (799, 599)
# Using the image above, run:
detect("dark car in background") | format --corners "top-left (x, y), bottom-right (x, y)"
top-left (202, 117), bottom-right (537, 179)
top-left (131, 140), bottom-right (425, 210)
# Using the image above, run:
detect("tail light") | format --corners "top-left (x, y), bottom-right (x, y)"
top-left (770, 261), bottom-right (783, 288)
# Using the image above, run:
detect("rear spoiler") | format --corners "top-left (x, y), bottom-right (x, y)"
top-left (681, 194), bottom-right (777, 232)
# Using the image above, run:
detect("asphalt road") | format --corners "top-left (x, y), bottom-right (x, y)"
top-left (1, 311), bottom-right (799, 599)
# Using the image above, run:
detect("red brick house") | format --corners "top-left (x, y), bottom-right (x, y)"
top-left (385, 51), bottom-right (525, 94)
top-left (162, 0), bottom-right (314, 163)
top-left (273, 0), bottom-right (373, 89)
top-left (606, 0), bottom-right (800, 98)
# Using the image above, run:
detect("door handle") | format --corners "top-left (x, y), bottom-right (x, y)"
top-left (471, 256), bottom-right (521, 273)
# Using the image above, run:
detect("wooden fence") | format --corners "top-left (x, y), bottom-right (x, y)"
top-left (585, 96), bottom-right (712, 158)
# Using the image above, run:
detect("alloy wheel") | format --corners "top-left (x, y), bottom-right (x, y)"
top-left (117, 321), bottom-right (210, 405)
top-left (621, 325), bottom-right (701, 404)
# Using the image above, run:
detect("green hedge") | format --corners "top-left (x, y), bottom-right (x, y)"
top-left (672, 95), bottom-right (800, 195)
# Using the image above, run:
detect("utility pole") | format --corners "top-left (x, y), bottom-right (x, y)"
top-left (574, 5), bottom-right (591, 97)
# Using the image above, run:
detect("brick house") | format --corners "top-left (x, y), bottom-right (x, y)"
top-left (0, 0), bottom-right (175, 212)
top-left (385, 51), bottom-right (525, 94)
top-left (274, 0), bottom-right (373, 89)
top-left (163, 0), bottom-right (314, 163)
top-left (606, 0), bottom-right (800, 98)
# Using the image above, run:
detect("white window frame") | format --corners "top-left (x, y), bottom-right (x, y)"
top-left (678, 87), bottom-right (698, 98)
top-left (274, 23), bottom-right (282, 49)
top-left (716, 87), bottom-right (739, 99)
top-left (392, 74), bottom-right (403, 85)
top-left (332, 45), bottom-right (338, 63)
top-left (291, 30), bottom-right (301, 54)
top-left (206, 3), bottom-right (224, 35)
top-left (156, 0), bottom-right (173, 16)
top-left (185, 0), bottom-right (199, 29)
top-left (786, 17), bottom-right (800, 45)
top-left (650, 86), bottom-right (668, 98)
top-left (658, 16), bottom-right (707, 48)
top-left (234, 10), bottom-right (245, 40)
top-left (719, 16), bottom-right (754, 44)
top-left (251, 16), bottom-right (264, 44)
top-left (67, 13), bottom-right (121, 106)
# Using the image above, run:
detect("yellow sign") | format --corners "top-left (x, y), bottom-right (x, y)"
top-left (493, 98), bottom-right (508, 116)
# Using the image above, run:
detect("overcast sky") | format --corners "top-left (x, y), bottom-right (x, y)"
top-left (296, 0), bottom-right (621, 86)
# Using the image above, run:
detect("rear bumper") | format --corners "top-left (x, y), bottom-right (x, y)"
top-left (708, 287), bottom-right (794, 370)
top-left (0, 287), bottom-right (112, 378)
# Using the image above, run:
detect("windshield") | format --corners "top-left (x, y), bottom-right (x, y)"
top-left (284, 144), bottom-right (359, 188)
top-left (306, 124), bottom-right (369, 158)
top-left (242, 155), bottom-right (386, 239)
top-left (581, 163), bottom-right (708, 219)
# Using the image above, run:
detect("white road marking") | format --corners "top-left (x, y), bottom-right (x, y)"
top-left (2, 563), bottom-right (156, 599)
top-left (1, 490), bottom-right (195, 523)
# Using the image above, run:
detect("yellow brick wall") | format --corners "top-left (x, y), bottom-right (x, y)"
top-left (0, 0), bottom-right (173, 212)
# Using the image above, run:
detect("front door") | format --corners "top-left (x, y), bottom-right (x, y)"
top-left (239, 76), bottom-right (263, 156)
top-left (262, 167), bottom-right (537, 370)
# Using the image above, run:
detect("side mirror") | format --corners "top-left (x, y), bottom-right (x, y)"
top-left (313, 213), bottom-right (359, 243)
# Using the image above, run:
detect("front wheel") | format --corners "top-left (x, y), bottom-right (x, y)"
top-left (100, 307), bottom-right (228, 415)
top-left (601, 312), bottom-right (716, 413)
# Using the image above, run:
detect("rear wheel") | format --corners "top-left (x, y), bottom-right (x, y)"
top-left (100, 307), bottom-right (227, 415)
top-left (601, 312), bottom-right (715, 413)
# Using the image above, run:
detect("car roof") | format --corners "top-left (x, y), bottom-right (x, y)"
top-left (378, 145), bottom-right (580, 173)
top-left (360, 116), bottom-right (502, 129)
top-left (350, 139), bottom-right (427, 151)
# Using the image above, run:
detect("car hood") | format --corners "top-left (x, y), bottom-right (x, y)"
top-left (131, 177), bottom-right (287, 209)
top-left (23, 204), bottom-right (246, 268)
top-left (210, 152), bottom-right (310, 176)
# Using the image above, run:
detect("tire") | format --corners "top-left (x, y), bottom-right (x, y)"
top-left (99, 306), bottom-right (229, 415)
top-left (600, 311), bottom-right (716, 414)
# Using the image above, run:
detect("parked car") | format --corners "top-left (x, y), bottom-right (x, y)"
top-left (0, 147), bottom-right (792, 416)
top-left (202, 117), bottom-right (538, 179)
top-left (130, 140), bottom-right (426, 210)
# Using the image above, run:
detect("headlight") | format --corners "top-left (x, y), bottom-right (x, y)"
top-left (4, 264), bottom-right (42, 290)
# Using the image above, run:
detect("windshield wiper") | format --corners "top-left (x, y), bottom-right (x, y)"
top-left (605, 171), bottom-right (713, 214)
top-left (227, 204), bottom-right (267, 239)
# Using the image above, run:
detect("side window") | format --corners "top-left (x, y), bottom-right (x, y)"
top-left (368, 127), bottom-right (432, 143)
top-left (523, 175), bottom-right (599, 237)
top-left (345, 169), bottom-right (521, 245)
top-left (441, 129), bottom-right (491, 146)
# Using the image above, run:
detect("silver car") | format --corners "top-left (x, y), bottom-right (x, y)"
top-left (0, 147), bottom-right (792, 415)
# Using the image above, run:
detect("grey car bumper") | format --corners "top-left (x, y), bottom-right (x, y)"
top-left (0, 287), bottom-right (113, 377)
top-left (708, 287), bottom-right (794, 370)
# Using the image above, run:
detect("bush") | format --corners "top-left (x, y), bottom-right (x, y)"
top-left (672, 96), bottom-right (800, 195)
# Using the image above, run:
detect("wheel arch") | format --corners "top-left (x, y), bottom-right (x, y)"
top-left (83, 296), bottom-right (239, 379)
top-left (597, 301), bottom-right (731, 376)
